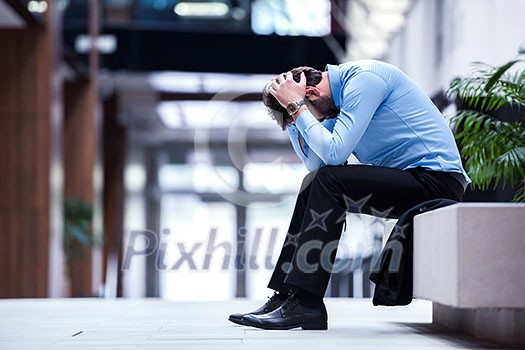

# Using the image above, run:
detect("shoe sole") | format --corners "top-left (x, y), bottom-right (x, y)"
top-left (301, 322), bottom-right (328, 330)
top-left (243, 320), bottom-right (328, 331)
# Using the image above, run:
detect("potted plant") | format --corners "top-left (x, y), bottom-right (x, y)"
top-left (64, 198), bottom-right (98, 264)
top-left (63, 198), bottom-right (101, 296)
top-left (447, 55), bottom-right (525, 202)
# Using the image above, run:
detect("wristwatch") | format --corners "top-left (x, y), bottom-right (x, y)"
top-left (286, 99), bottom-right (307, 116)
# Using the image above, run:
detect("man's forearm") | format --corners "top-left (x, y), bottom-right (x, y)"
top-left (287, 125), bottom-right (324, 172)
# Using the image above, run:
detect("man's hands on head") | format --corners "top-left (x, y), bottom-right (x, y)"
top-left (268, 71), bottom-right (307, 112)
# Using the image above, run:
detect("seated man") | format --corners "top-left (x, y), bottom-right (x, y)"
top-left (229, 60), bottom-right (469, 330)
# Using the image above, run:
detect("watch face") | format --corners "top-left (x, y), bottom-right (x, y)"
top-left (286, 103), bottom-right (297, 115)
top-left (286, 100), bottom-right (305, 115)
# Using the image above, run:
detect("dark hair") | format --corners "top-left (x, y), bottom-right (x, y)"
top-left (262, 66), bottom-right (323, 130)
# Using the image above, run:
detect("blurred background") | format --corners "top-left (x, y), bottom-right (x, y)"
top-left (0, 0), bottom-right (524, 300)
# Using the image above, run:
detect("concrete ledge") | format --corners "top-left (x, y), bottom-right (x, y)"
top-left (433, 302), bottom-right (525, 348)
top-left (413, 203), bottom-right (525, 308)
top-left (412, 203), bottom-right (525, 347)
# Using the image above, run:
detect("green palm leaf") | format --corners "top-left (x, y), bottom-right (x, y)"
top-left (447, 58), bottom-right (525, 202)
top-left (448, 60), bottom-right (525, 112)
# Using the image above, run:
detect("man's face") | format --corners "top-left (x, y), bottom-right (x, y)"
top-left (307, 95), bottom-right (339, 122)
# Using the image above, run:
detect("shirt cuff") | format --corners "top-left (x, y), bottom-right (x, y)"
top-left (295, 110), bottom-right (319, 132)
top-left (287, 123), bottom-right (299, 135)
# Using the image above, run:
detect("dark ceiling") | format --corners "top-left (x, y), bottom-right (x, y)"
top-left (65, 28), bottom-right (341, 74)
top-left (62, 0), bottom-right (347, 74)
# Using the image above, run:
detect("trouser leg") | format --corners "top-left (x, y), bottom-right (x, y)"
top-left (270, 164), bottom-right (441, 297)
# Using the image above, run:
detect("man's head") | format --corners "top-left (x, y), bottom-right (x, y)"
top-left (262, 66), bottom-right (339, 130)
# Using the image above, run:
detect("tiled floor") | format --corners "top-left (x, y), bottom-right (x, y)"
top-left (0, 298), bottom-right (506, 349)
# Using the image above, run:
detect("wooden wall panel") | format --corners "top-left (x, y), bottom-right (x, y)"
top-left (63, 79), bottom-right (97, 297)
top-left (0, 3), bottom-right (63, 298)
top-left (62, 0), bottom-right (103, 297)
top-left (40, 0), bottom-right (101, 297)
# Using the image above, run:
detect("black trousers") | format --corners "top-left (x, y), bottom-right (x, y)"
top-left (267, 164), bottom-right (465, 297)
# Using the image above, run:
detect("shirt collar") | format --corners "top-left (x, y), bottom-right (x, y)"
top-left (325, 64), bottom-right (341, 109)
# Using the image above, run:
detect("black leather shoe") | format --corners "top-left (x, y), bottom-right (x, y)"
top-left (241, 295), bottom-right (328, 330)
top-left (228, 292), bottom-right (285, 325)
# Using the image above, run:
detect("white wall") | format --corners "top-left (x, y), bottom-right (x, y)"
top-left (386, 0), bottom-right (525, 96)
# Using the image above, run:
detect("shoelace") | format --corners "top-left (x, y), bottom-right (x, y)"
top-left (263, 292), bottom-right (282, 312)
top-left (267, 292), bottom-right (281, 304)
top-left (280, 295), bottom-right (300, 313)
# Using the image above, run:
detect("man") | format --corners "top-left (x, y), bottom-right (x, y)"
top-left (228, 60), bottom-right (470, 330)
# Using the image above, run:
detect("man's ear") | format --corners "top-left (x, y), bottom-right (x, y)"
top-left (305, 86), bottom-right (321, 98)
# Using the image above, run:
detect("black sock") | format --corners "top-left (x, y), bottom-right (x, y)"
top-left (276, 291), bottom-right (288, 301)
top-left (277, 284), bottom-right (296, 300)
top-left (295, 287), bottom-right (323, 308)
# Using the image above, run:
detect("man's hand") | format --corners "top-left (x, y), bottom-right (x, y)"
top-left (267, 71), bottom-right (306, 108)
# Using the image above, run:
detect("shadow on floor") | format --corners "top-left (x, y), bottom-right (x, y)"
top-left (397, 322), bottom-right (514, 349)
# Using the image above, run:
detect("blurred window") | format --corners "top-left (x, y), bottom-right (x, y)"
top-left (245, 196), bottom-right (296, 299)
top-left (73, 0), bottom-right (333, 36)
top-left (251, 0), bottom-right (331, 36)
top-left (159, 164), bottom-right (239, 193)
top-left (160, 195), bottom-right (236, 300)
top-left (243, 162), bottom-right (307, 193)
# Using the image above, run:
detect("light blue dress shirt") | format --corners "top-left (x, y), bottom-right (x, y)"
top-left (287, 59), bottom-right (470, 184)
